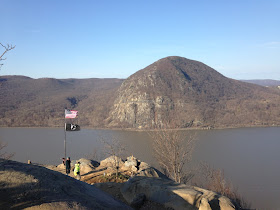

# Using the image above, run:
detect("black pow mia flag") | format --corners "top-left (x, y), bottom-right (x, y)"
top-left (65, 123), bottom-right (80, 131)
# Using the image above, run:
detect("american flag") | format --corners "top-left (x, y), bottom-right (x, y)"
top-left (65, 109), bottom-right (78, 119)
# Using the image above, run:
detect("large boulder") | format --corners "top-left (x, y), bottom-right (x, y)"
top-left (0, 159), bottom-right (131, 209)
top-left (136, 167), bottom-right (168, 179)
top-left (138, 161), bottom-right (150, 171)
top-left (75, 158), bottom-right (99, 174)
top-left (124, 156), bottom-right (138, 168)
top-left (135, 159), bottom-right (168, 179)
top-left (56, 163), bottom-right (65, 170)
top-left (121, 156), bottom-right (168, 179)
top-left (100, 156), bottom-right (124, 169)
top-left (121, 156), bottom-right (139, 172)
top-left (121, 176), bottom-right (237, 210)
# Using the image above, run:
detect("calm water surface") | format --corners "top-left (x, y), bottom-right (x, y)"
top-left (0, 127), bottom-right (279, 209)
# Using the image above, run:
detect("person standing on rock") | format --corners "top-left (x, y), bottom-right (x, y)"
top-left (65, 157), bottom-right (71, 175)
top-left (74, 161), bottom-right (81, 180)
top-left (62, 157), bottom-right (65, 165)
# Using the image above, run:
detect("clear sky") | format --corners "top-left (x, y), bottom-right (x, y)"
top-left (1, 0), bottom-right (279, 80)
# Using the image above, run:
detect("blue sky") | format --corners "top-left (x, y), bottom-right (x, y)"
top-left (1, 0), bottom-right (279, 80)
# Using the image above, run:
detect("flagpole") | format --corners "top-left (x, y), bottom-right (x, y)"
top-left (64, 109), bottom-right (78, 159)
top-left (64, 114), bottom-right (67, 159)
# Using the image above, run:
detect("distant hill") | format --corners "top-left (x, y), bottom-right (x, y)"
top-left (0, 76), bottom-right (123, 127)
top-left (1, 56), bottom-right (280, 129)
top-left (241, 79), bottom-right (280, 87)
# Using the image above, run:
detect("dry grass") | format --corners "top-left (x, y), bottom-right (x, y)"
top-left (194, 162), bottom-right (251, 209)
top-left (96, 173), bottom-right (130, 183)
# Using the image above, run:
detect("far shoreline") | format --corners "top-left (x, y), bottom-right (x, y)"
top-left (1, 124), bottom-right (279, 132)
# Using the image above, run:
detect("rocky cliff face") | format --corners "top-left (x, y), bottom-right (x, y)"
top-left (107, 56), bottom-right (280, 129)
top-left (107, 57), bottom-right (204, 128)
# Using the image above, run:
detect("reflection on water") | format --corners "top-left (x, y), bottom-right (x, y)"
top-left (1, 127), bottom-right (280, 209)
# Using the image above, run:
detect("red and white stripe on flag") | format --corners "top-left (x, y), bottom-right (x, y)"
top-left (65, 109), bottom-right (78, 119)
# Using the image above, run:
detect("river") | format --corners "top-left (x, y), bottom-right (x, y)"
top-left (0, 127), bottom-right (279, 209)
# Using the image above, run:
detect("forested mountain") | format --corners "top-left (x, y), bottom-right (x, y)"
top-left (0, 76), bottom-right (123, 127)
top-left (1, 56), bottom-right (280, 129)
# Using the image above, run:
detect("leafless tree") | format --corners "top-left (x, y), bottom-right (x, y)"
top-left (197, 161), bottom-right (251, 209)
top-left (86, 148), bottom-right (103, 162)
top-left (101, 137), bottom-right (126, 180)
top-left (149, 128), bottom-right (196, 183)
top-left (199, 162), bottom-right (231, 195)
top-left (0, 140), bottom-right (14, 160)
top-left (0, 43), bottom-right (15, 70)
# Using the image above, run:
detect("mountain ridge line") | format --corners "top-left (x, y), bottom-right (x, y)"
top-left (1, 56), bottom-right (280, 129)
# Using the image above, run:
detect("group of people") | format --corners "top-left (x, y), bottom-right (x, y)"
top-left (62, 157), bottom-right (81, 180)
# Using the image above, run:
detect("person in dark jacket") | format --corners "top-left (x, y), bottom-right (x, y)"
top-left (65, 157), bottom-right (71, 175)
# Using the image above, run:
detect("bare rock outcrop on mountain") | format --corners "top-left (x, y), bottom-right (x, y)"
top-left (107, 56), bottom-right (280, 129)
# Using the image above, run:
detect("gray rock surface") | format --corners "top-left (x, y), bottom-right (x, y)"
top-left (75, 158), bottom-right (99, 174)
top-left (136, 167), bottom-right (164, 178)
top-left (0, 159), bottom-right (131, 209)
top-left (121, 176), bottom-right (237, 210)
top-left (100, 156), bottom-right (124, 169)
top-left (138, 161), bottom-right (150, 170)
top-left (124, 155), bottom-right (138, 168)
top-left (130, 193), bottom-right (146, 209)
top-left (121, 156), bottom-right (168, 179)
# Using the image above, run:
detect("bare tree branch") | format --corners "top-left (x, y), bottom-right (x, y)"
top-left (0, 43), bottom-right (16, 70)
top-left (0, 140), bottom-right (14, 160)
top-left (196, 162), bottom-right (252, 209)
top-left (100, 136), bottom-right (126, 180)
top-left (149, 128), bottom-right (196, 183)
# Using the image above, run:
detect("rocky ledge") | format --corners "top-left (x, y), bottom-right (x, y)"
top-left (122, 176), bottom-right (237, 210)
top-left (0, 156), bottom-right (240, 210)
top-left (0, 158), bottom-right (131, 209)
